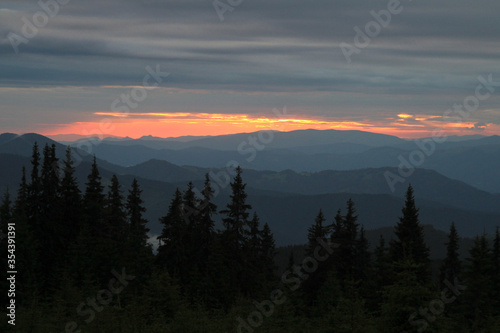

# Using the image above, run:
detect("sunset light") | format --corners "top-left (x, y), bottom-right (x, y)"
top-left (38, 111), bottom-right (500, 140)
top-left (3, 1), bottom-right (500, 330)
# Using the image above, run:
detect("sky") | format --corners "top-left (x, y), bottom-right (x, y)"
top-left (1, 0), bottom-right (500, 139)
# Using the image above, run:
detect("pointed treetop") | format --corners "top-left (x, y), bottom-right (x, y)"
top-left (15, 167), bottom-right (28, 209)
top-left (61, 146), bottom-right (80, 193)
top-left (316, 209), bottom-right (325, 226)
top-left (221, 166), bottom-right (251, 231)
top-left (402, 184), bottom-right (419, 219)
top-left (202, 173), bottom-right (215, 202)
top-left (30, 142), bottom-right (41, 184)
top-left (346, 198), bottom-right (357, 219)
top-left (391, 184), bottom-right (430, 280)
top-left (440, 221), bottom-right (461, 285)
top-left (85, 156), bottom-right (103, 191)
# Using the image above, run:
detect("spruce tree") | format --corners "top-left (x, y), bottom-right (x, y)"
top-left (83, 156), bottom-right (105, 237)
top-left (39, 143), bottom-right (61, 291)
top-left (15, 167), bottom-right (28, 212)
top-left (103, 174), bottom-right (128, 269)
top-left (182, 181), bottom-right (199, 281)
top-left (60, 146), bottom-right (82, 239)
top-left (306, 209), bottom-right (327, 257)
top-left (187, 175), bottom-right (217, 305)
top-left (379, 260), bottom-right (435, 332)
top-left (81, 156), bottom-right (106, 283)
top-left (335, 199), bottom-right (360, 285)
top-left (219, 166), bottom-right (252, 296)
top-left (331, 209), bottom-right (343, 247)
top-left (438, 223), bottom-right (467, 328)
top-left (354, 225), bottom-right (371, 282)
top-left (40, 144), bottom-right (60, 206)
top-left (59, 146), bottom-right (83, 285)
top-left (439, 222), bottom-right (461, 287)
top-left (105, 175), bottom-right (127, 235)
top-left (182, 181), bottom-right (199, 228)
top-left (25, 143), bottom-right (44, 293)
top-left (13, 167), bottom-right (39, 303)
top-left (157, 188), bottom-right (185, 279)
top-left (29, 142), bottom-right (41, 191)
top-left (463, 234), bottom-right (492, 329)
top-left (303, 209), bottom-right (330, 305)
top-left (56, 147), bottom-right (83, 291)
top-left (260, 222), bottom-right (276, 284)
top-left (197, 174), bottom-right (216, 267)
top-left (220, 166), bottom-right (251, 247)
top-left (126, 178), bottom-right (150, 249)
top-left (27, 142), bottom-right (42, 233)
top-left (125, 178), bottom-right (153, 286)
top-left (390, 184), bottom-right (430, 282)
top-left (241, 212), bottom-right (264, 296)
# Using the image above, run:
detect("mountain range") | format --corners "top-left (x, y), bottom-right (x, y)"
top-left (1, 130), bottom-right (499, 252)
top-left (53, 129), bottom-right (500, 193)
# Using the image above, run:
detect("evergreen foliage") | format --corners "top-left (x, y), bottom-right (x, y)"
top-left (3, 143), bottom-right (499, 332)
top-left (390, 184), bottom-right (430, 281)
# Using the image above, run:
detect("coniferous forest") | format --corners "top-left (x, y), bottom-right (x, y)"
top-left (1, 143), bottom-right (500, 333)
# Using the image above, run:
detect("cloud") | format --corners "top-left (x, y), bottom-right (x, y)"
top-left (1, 0), bottom-right (500, 137)
top-left (468, 122), bottom-right (488, 131)
top-left (1, 0), bottom-right (499, 92)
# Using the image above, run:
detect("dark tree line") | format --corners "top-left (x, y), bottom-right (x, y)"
top-left (0, 143), bottom-right (277, 332)
top-left (0, 143), bottom-right (499, 332)
top-left (294, 185), bottom-right (500, 332)
top-left (0, 144), bottom-right (154, 301)
top-left (156, 168), bottom-right (276, 309)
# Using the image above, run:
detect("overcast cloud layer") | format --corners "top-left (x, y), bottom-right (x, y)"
top-left (1, 0), bottom-right (500, 137)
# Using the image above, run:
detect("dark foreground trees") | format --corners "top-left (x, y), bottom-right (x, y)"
top-left (2, 143), bottom-right (500, 332)
top-left (156, 166), bottom-right (276, 309)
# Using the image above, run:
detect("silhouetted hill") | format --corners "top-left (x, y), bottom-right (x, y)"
top-left (241, 168), bottom-right (500, 214)
top-left (71, 128), bottom-right (405, 150)
top-left (60, 133), bottom-right (500, 192)
top-left (245, 192), bottom-right (499, 245)
top-left (0, 133), bottom-right (62, 156)
top-left (2, 132), bottom-right (500, 246)
top-left (100, 159), bottom-right (500, 215)
top-left (1, 152), bottom-right (499, 246)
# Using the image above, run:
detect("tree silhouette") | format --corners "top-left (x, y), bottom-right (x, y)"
top-left (220, 166), bottom-right (252, 296)
top-left (390, 184), bottom-right (430, 281)
top-left (440, 222), bottom-right (461, 287)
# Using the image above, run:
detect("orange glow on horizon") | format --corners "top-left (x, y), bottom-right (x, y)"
top-left (40, 112), bottom-right (500, 140)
